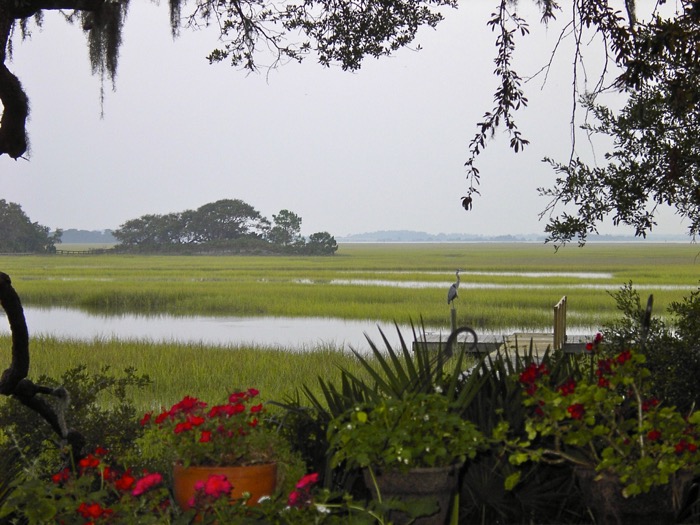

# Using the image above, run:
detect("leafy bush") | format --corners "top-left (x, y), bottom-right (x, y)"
top-left (458, 348), bottom-right (587, 524)
top-left (0, 365), bottom-right (151, 475)
top-left (328, 393), bottom-right (485, 472)
top-left (604, 283), bottom-right (700, 413)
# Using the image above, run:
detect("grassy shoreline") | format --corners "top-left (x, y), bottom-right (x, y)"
top-left (1, 335), bottom-right (379, 412)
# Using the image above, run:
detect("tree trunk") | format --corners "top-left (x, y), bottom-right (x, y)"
top-left (0, 272), bottom-right (85, 460)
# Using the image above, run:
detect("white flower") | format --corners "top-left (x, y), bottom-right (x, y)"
top-left (434, 385), bottom-right (443, 394)
top-left (423, 414), bottom-right (430, 421)
top-left (315, 505), bottom-right (330, 514)
top-left (346, 424), bottom-right (353, 430)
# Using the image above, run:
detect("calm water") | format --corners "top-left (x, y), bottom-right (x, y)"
top-left (0, 307), bottom-right (600, 353)
top-left (0, 307), bottom-right (446, 353)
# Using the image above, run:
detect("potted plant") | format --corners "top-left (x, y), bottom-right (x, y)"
top-left (495, 335), bottom-right (700, 524)
top-left (141, 388), bottom-right (294, 510)
top-left (328, 392), bottom-right (485, 525)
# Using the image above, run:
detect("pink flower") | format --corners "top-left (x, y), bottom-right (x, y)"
top-left (199, 474), bottom-right (232, 499)
top-left (288, 472), bottom-right (319, 508)
top-left (131, 472), bottom-right (163, 497)
top-left (288, 490), bottom-right (303, 507)
top-left (295, 473), bottom-right (319, 489)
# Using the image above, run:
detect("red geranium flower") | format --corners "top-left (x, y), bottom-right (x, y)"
top-left (52, 467), bottom-right (70, 485)
top-left (114, 469), bottom-right (136, 491)
top-left (171, 396), bottom-right (207, 416)
top-left (174, 421), bottom-right (193, 434)
top-left (518, 363), bottom-right (549, 395)
top-left (567, 403), bottom-right (585, 420)
top-left (642, 398), bottom-right (660, 412)
top-left (79, 453), bottom-right (100, 472)
top-left (616, 349), bottom-right (632, 364)
top-left (647, 429), bottom-right (662, 441)
top-left (557, 378), bottom-right (576, 397)
top-left (77, 502), bottom-right (113, 519)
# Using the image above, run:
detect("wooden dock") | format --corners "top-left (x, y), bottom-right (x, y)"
top-left (412, 331), bottom-right (590, 357)
top-left (413, 296), bottom-right (592, 357)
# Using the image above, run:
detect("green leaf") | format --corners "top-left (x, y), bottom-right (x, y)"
top-left (504, 471), bottom-right (522, 491)
top-left (509, 452), bottom-right (530, 466)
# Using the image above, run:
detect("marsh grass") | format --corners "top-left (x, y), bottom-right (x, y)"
top-left (0, 243), bottom-right (697, 329)
top-left (5, 335), bottom-right (374, 412)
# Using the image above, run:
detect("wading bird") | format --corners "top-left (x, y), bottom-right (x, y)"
top-left (447, 269), bottom-right (461, 307)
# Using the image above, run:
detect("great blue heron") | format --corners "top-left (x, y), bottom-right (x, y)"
top-left (447, 269), bottom-right (461, 306)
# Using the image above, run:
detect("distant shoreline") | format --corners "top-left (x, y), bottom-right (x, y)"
top-left (54, 228), bottom-right (692, 245)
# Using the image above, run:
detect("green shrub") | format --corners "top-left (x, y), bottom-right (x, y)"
top-left (0, 365), bottom-right (151, 476)
top-left (604, 283), bottom-right (700, 414)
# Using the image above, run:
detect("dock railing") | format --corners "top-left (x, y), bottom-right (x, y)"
top-left (553, 295), bottom-right (567, 351)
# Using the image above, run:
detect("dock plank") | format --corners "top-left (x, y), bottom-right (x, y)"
top-left (413, 332), bottom-right (591, 356)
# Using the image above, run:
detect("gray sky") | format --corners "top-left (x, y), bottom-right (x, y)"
top-left (0, 1), bottom-right (690, 238)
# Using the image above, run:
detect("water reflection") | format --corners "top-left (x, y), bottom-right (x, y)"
top-left (0, 307), bottom-right (440, 353)
top-left (296, 279), bottom-right (692, 291)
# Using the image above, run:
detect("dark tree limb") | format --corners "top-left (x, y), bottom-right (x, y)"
top-left (0, 8), bottom-right (28, 160)
top-left (0, 272), bottom-right (85, 459)
top-left (0, 0), bottom-right (109, 159)
top-left (0, 273), bottom-right (29, 393)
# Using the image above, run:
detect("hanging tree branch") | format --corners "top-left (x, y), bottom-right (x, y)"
top-left (0, 0), bottom-right (124, 160)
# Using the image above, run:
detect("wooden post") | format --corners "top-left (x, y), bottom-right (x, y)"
top-left (553, 296), bottom-right (567, 350)
top-left (450, 308), bottom-right (457, 333)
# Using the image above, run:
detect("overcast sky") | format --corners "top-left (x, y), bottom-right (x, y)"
top-left (0, 1), bottom-right (690, 238)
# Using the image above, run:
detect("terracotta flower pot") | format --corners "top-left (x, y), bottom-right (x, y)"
top-left (172, 463), bottom-right (277, 510)
top-left (363, 463), bottom-right (462, 525)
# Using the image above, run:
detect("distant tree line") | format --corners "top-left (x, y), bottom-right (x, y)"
top-left (112, 199), bottom-right (338, 255)
top-left (0, 200), bottom-right (61, 253)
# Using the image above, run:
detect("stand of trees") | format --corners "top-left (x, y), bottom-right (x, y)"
top-left (0, 200), bottom-right (61, 253)
top-left (112, 199), bottom-right (338, 255)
